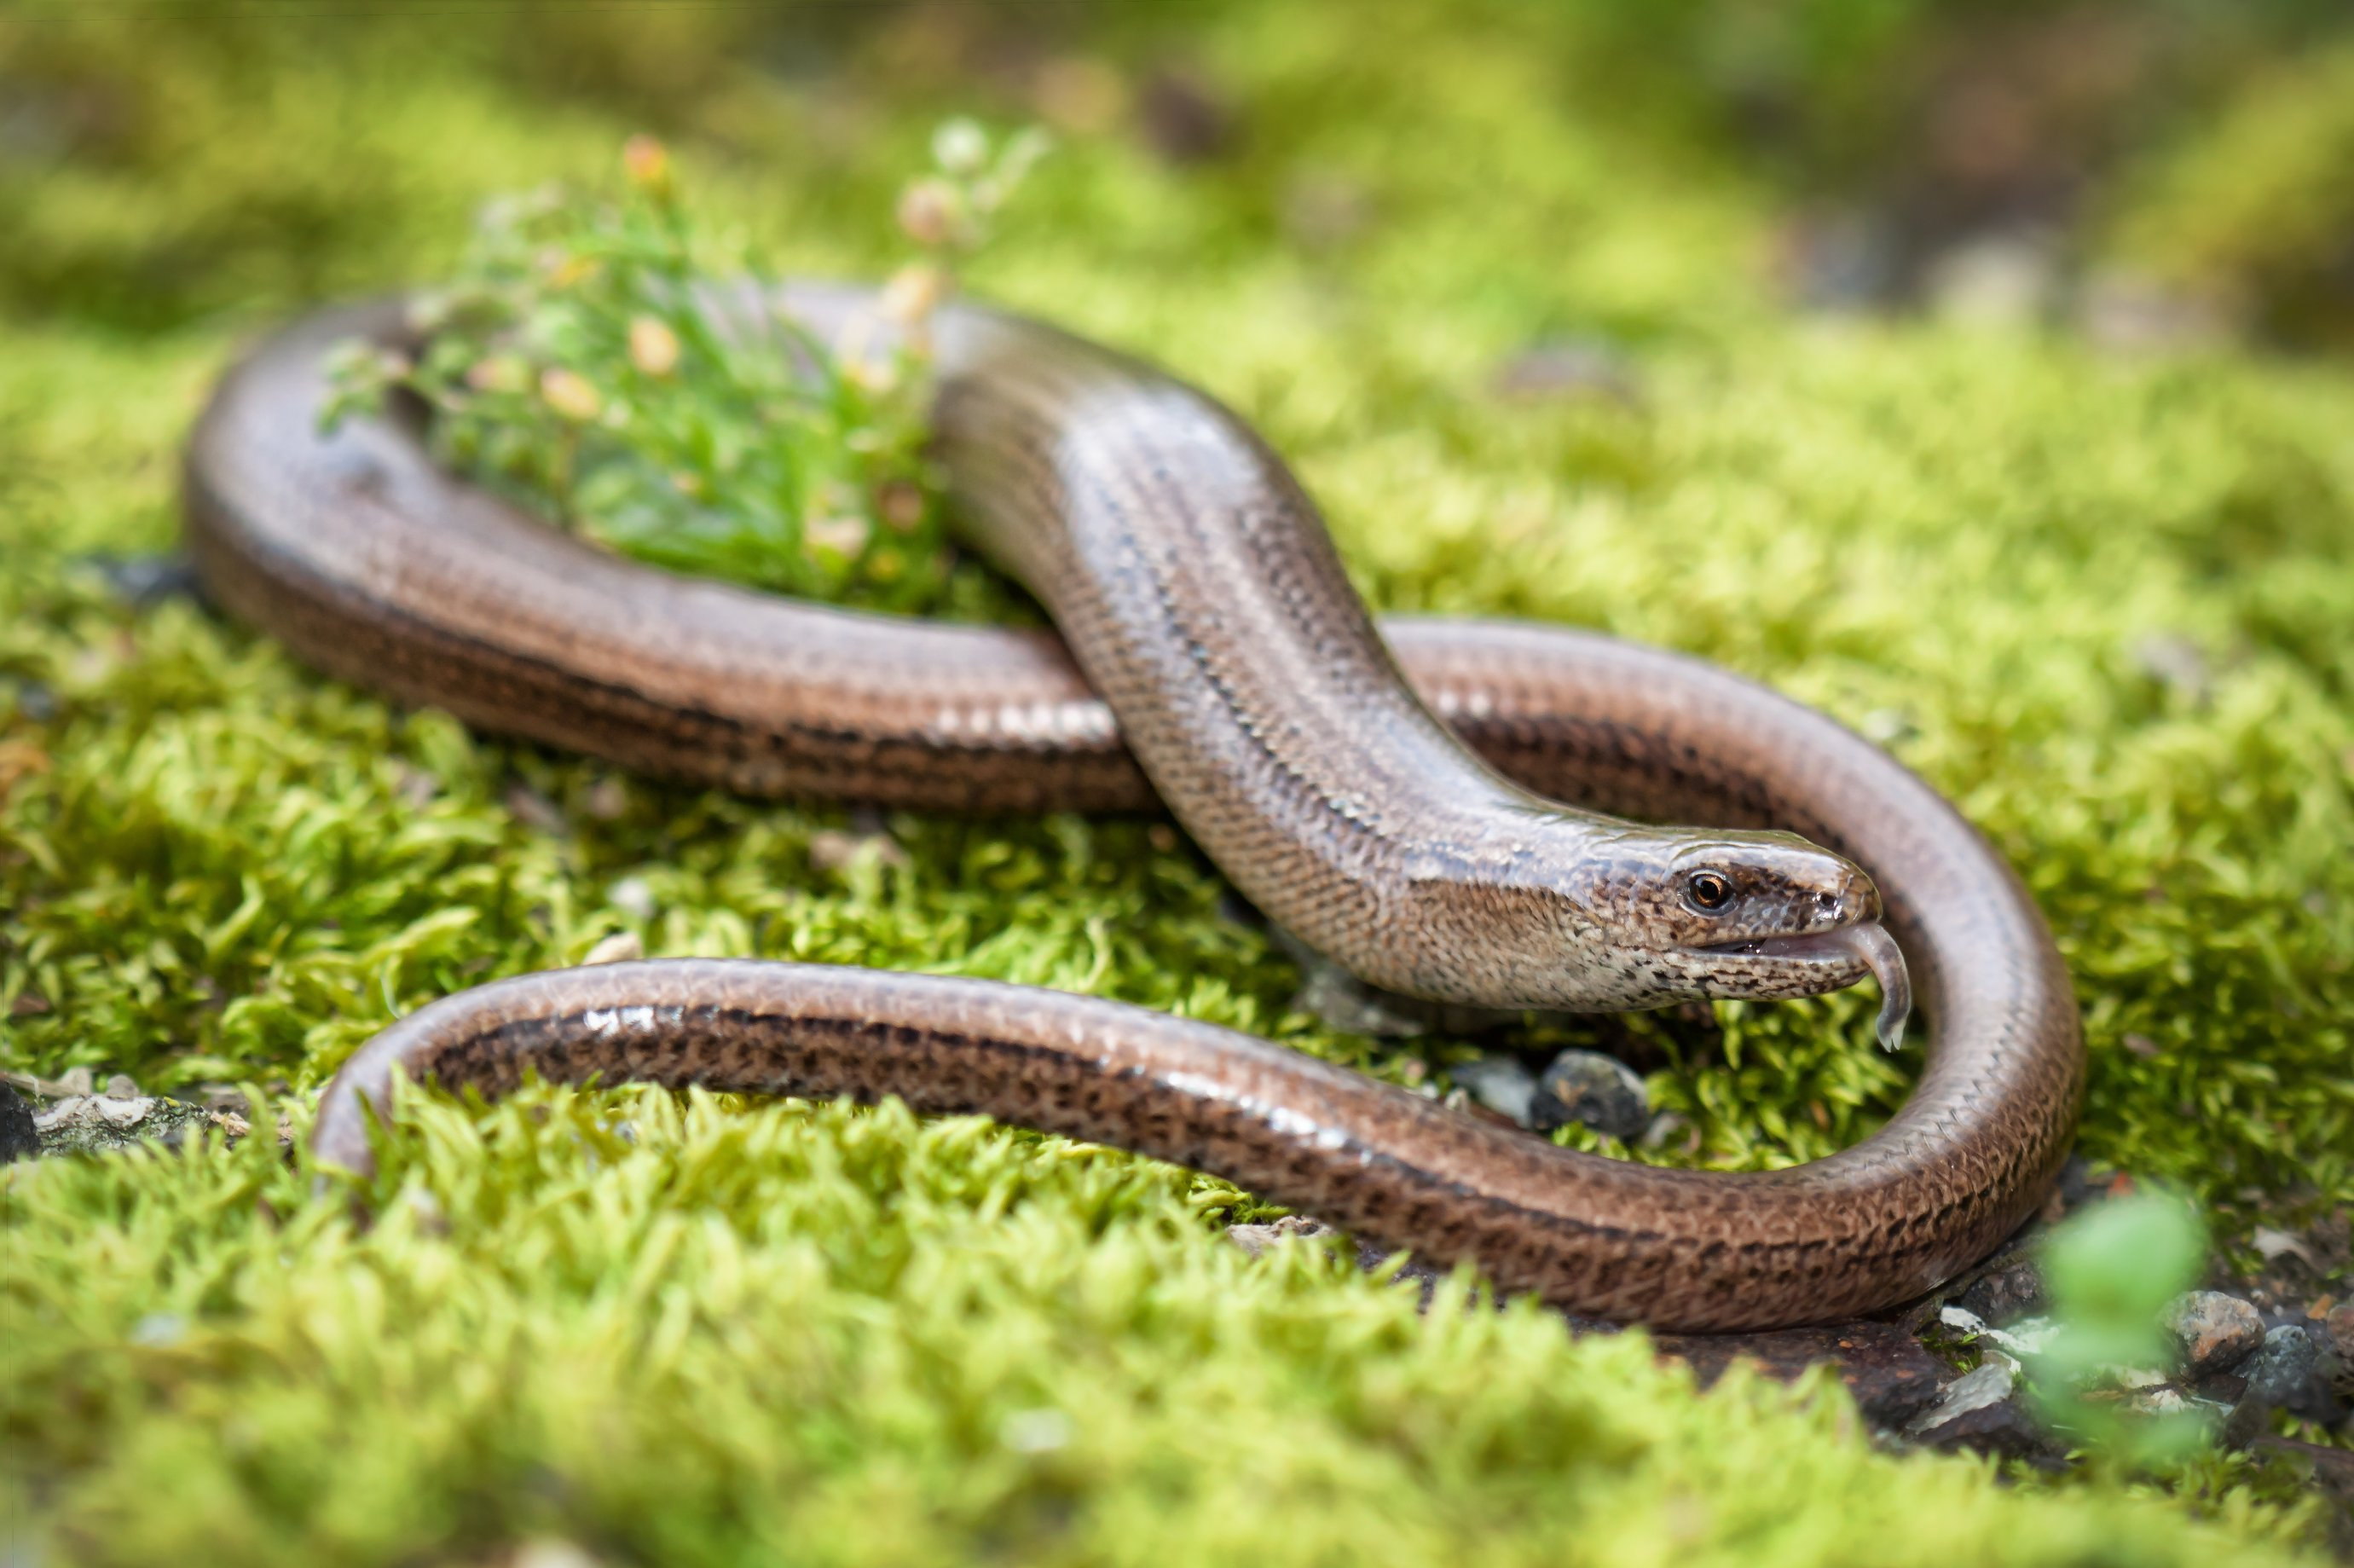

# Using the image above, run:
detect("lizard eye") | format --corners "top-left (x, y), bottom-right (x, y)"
top-left (1686, 871), bottom-right (1733, 912)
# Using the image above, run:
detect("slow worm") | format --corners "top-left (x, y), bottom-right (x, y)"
top-left (181, 286), bottom-right (2081, 1329)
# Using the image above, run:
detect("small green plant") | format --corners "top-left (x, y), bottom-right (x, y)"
top-left (325, 120), bottom-right (1046, 610)
top-left (2024, 1189), bottom-right (2212, 1468)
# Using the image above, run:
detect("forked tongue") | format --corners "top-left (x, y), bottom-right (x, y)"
top-left (1826, 921), bottom-right (1912, 1051)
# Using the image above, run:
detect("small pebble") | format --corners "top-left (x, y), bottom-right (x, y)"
top-left (1289, 953), bottom-right (1429, 1039)
top-left (1905, 1357), bottom-right (2057, 1460)
top-left (2225, 1324), bottom-right (2335, 1442)
top-left (808, 828), bottom-right (910, 873)
top-left (1226, 1215), bottom-right (1333, 1260)
top-left (1449, 1055), bottom-right (1537, 1128)
top-left (512, 1541), bottom-right (601, 1568)
top-left (1906, 1357), bottom-right (2015, 1439)
top-left (2133, 633), bottom-right (2212, 704)
top-left (1529, 1050), bottom-right (1648, 1140)
top-left (0, 1084), bottom-right (37, 1163)
top-left (95, 1095), bottom-right (153, 1127)
top-left (130, 1312), bottom-right (186, 1347)
top-left (999, 1409), bottom-right (1073, 1455)
top-left (608, 877), bottom-right (656, 922)
top-left (1923, 234), bottom-right (2057, 328)
top-left (581, 931), bottom-right (644, 967)
top-left (2163, 1290), bottom-right (2264, 1377)
top-left (584, 778), bottom-right (630, 821)
top-left (503, 781), bottom-right (568, 835)
top-left (1956, 1255), bottom-right (2047, 1324)
top-left (2252, 1227), bottom-right (2319, 1270)
top-left (1937, 1305), bottom-right (2060, 1360)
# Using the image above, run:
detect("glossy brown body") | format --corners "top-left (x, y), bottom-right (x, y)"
top-left (187, 290), bottom-right (2082, 1330)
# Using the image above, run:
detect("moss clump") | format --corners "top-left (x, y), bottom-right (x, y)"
top-left (3, 2), bottom-right (2351, 1562)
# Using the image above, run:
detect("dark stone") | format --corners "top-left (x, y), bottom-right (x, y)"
top-left (1954, 1255), bottom-right (2047, 1324)
top-left (83, 551), bottom-right (204, 610)
top-left (1529, 1050), bottom-right (1649, 1141)
top-left (1650, 1320), bottom-right (1946, 1429)
top-left (0, 1084), bottom-right (36, 1163)
top-left (2225, 1324), bottom-right (2344, 1443)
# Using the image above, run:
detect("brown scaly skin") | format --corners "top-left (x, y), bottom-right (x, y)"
top-left (184, 288), bottom-right (2082, 1332)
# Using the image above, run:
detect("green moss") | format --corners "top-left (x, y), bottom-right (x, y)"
top-left (3, 3), bottom-right (2351, 1562)
top-left (3, 1096), bottom-right (2333, 1567)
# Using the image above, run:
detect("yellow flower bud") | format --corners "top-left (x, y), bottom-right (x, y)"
top-left (540, 367), bottom-right (603, 421)
top-left (895, 179), bottom-right (963, 248)
top-left (876, 479), bottom-right (926, 532)
top-left (466, 356), bottom-right (532, 395)
top-left (879, 263), bottom-right (949, 327)
top-left (628, 316), bottom-right (681, 377)
top-left (622, 135), bottom-right (674, 200)
top-left (804, 515), bottom-right (870, 558)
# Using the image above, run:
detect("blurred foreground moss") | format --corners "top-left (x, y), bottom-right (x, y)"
top-left (3, 1), bottom-right (2352, 1562)
top-left (1, 1092), bottom-right (2330, 1567)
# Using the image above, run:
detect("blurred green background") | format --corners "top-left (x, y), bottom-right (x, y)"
top-left (4, 2), bottom-right (2352, 1564)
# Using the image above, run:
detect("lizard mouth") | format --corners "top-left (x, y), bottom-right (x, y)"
top-left (1693, 921), bottom-right (1913, 1050)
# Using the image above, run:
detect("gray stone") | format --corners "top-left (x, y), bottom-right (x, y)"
top-left (2225, 1324), bottom-right (2342, 1443)
top-left (1449, 1055), bottom-right (1538, 1128)
top-left (2164, 1290), bottom-right (2265, 1376)
top-left (581, 930), bottom-right (645, 967)
top-left (1955, 1254), bottom-right (2047, 1324)
top-left (0, 1084), bottom-right (36, 1163)
top-left (1906, 1358), bottom-right (2016, 1440)
top-left (1911, 1395), bottom-right (2058, 1461)
top-left (1530, 1050), bottom-right (1648, 1140)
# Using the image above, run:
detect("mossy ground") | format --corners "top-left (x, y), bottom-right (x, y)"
top-left (3, 4), bottom-right (2351, 1564)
